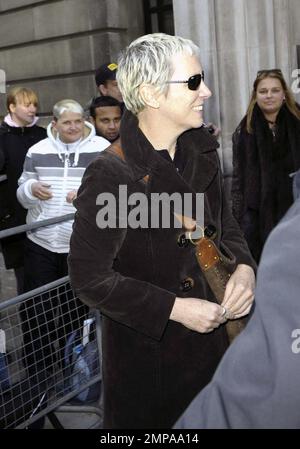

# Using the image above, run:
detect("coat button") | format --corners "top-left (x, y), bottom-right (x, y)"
top-left (204, 224), bottom-right (217, 239)
top-left (180, 277), bottom-right (194, 292)
top-left (177, 233), bottom-right (189, 248)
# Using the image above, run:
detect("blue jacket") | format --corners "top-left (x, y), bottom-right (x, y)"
top-left (175, 170), bottom-right (300, 429)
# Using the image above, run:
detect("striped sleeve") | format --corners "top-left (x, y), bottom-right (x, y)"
top-left (17, 149), bottom-right (39, 209)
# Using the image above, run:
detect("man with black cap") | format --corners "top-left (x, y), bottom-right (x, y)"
top-left (95, 62), bottom-right (123, 103)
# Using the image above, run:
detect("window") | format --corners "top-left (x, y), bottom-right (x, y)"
top-left (143, 0), bottom-right (174, 35)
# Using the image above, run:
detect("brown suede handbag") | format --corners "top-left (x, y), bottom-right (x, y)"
top-left (190, 228), bottom-right (247, 343)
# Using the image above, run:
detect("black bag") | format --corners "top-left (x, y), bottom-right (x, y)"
top-left (64, 318), bottom-right (101, 403)
top-left (0, 352), bottom-right (10, 390)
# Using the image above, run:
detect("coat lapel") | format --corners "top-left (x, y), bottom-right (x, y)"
top-left (120, 110), bottom-right (220, 221)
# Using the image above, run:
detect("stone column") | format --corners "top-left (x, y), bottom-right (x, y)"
top-left (173, 0), bottom-right (299, 178)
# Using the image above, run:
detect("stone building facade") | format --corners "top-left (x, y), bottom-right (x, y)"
top-left (0, 0), bottom-right (299, 173)
top-left (173, 0), bottom-right (300, 176)
top-left (0, 0), bottom-right (145, 122)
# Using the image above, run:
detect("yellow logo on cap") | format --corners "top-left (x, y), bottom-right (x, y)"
top-left (108, 63), bottom-right (118, 71)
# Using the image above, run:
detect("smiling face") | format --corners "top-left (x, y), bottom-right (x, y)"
top-left (52, 111), bottom-right (84, 143)
top-left (156, 53), bottom-right (212, 134)
top-left (256, 77), bottom-right (285, 116)
top-left (9, 95), bottom-right (37, 126)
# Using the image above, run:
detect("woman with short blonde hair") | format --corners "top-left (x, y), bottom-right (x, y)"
top-left (6, 86), bottom-right (38, 112)
top-left (70, 33), bottom-right (256, 428)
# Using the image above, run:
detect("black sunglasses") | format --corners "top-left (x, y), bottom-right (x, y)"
top-left (257, 68), bottom-right (282, 77)
top-left (166, 71), bottom-right (204, 91)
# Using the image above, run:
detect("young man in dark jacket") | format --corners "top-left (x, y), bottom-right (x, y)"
top-left (0, 87), bottom-right (46, 294)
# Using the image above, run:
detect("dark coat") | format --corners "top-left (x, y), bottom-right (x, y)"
top-left (69, 111), bottom-right (255, 428)
top-left (232, 104), bottom-right (300, 262)
top-left (0, 121), bottom-right (46, 268)
top-left (175, 170), bottom-right (300, 429)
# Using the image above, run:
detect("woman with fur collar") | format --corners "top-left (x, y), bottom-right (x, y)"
top-left (232, 69), bottom-right (300, 262)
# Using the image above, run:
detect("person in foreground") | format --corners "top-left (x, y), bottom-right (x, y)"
top-left (175, 170), bottom-right (300, 429)
top-left (69, 33), bottom-right (255, 428)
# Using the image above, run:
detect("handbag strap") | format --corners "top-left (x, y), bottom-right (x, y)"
top-left (196, 238), bottom-right (221, 271)
top-left (196, 238), bottom-right (236, 271)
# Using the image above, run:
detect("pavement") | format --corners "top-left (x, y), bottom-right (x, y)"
top-left (0, 251), bottom-right (17, 301)
top-left (0, 251), bottom-right (102, 429)
top-left (44, 411), bottom-right (101, 429)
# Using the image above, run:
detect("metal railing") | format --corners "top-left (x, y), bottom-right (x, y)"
top-left (0, 213), bottom-right (75, 239)
top-left (0, 213), bottom-right (103, 429)
top-left (0, 277), bottom-right (103, 429)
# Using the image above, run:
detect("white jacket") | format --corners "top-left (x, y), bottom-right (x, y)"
top-left (17, 121), bottom-right (109, 253)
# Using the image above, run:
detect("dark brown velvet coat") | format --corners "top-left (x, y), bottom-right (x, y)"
top-left (68, 111), bottom-right (255, 429)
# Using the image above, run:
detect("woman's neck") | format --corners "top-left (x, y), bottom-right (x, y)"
top-left (263, 112), bottom-right (278, 124)
top-left (9, 113), bottom-right (31, 127)
top-left (138, 112), bottom-right (178, 159)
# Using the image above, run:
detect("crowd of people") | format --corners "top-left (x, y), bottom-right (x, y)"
top-left (0, 63), bottom-right (123, 428)
top-left (1, 32), bottom-right (300, 429)
top-left (0, 63), bottom-right (123, 293)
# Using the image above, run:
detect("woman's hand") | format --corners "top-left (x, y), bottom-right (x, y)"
top-left (66, 189), bottom-right (77, 203)
top-left (170, 297), bottom-right (227, 333)
top-left (221, 264), bottom-right (255, 319)
top-left (31, 182), bottom-right (52, 200)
